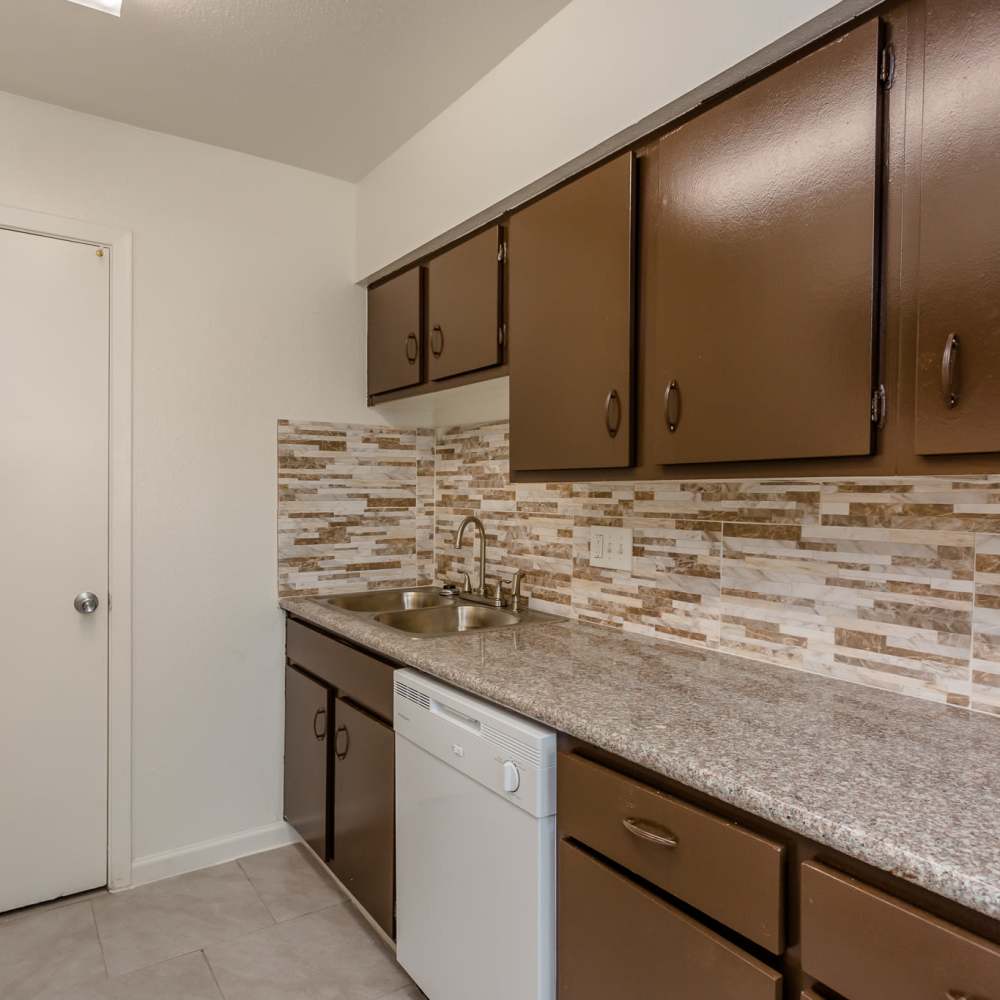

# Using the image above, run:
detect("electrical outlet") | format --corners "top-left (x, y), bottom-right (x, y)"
top-left (589, 526), bottom-right (633, 571)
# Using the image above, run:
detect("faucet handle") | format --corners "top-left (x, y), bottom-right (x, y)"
top-left (510, 570), bottom-right (525, 612)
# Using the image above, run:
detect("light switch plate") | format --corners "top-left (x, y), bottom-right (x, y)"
top-left (589, 526), bottom-right (633, 571)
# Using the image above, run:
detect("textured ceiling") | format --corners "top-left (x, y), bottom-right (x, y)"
top-left (0, 0), bottom-right (572, 180)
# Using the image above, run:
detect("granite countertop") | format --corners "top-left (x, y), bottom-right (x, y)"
top-left (281, 595), bottom-right (1000, 922)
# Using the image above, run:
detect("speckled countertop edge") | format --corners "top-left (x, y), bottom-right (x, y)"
top-left (281, 596), bottom-right (1000, 922)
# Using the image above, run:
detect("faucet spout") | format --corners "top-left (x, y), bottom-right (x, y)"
top-left (456, 515), bottom-right (487, 596)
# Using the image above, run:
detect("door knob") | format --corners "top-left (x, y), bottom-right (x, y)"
top-left (74, 592), bottom-right (100, 614)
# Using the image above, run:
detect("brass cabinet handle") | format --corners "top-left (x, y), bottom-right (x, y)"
top-left (431, 325), bottom-right (444, 357)
top-left (605, 389), bottom-right (621, 438)
top-left (405, 332), bottom-right (418, 363)
top-left (664, 380), bottom-right (680, 432)
top-left (312, 708), bottom-right (326, 741)
top-left (941, 333), bottom-right (960, 408)
top-left (945, 992), bottom-right (971, 1000)
top-left (622, 816), bottom-right (679, 848)
top-left (334, 724), bottom-right (350, 760)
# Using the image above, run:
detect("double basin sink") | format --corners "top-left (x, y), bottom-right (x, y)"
top-left (324, 587), bottom-right (563, 638)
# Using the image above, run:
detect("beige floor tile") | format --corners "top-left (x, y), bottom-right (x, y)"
top-left (0, 900), bottom-right (107, 1000)
top-left (93, 863), bottom-right (274, 976)
top-left (380, 988), bottom-right (427, 999)
top-left (205, 903), bottom-right (411, 1000)
top-left (38, 951), bottom-right (224, 1000)
top-left (238, 844), bottom-right (346, 922)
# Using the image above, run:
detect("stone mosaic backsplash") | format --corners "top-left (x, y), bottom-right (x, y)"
top-left (279, 418), bottom-right (1000, 717)
top-left (277, 420), bottom-right (433, 597)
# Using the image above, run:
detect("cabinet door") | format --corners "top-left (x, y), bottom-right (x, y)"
top-left (913, 0), bottom-right (1000, 455)
top-left (558, 841), bottom-right (782, 1000)
top-left (426, 225), bottom-right (502, 380)
top-left (283, 665), bottom-right (329, 860)
top-left (367, 267), bottom-right (423, 397)
top-left (332, 697), bottom-right (395, 937)
top-left (509, 154), bottom-right (635, 472)
top-left (649, 19), bottom-right (883, 465)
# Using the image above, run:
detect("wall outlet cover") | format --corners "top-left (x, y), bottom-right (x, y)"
top-left (589, 526), bottom-right (633, 572)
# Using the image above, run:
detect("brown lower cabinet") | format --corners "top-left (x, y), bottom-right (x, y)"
top-left (801, 862), bottom-right (1000, 1000)
top-left (283, 664), bottom-right (329, 860)
top-left (331, 697), bottom-right (395, 938)
top-left (557, 750), bottom-right (784, 954)
top-left (559, 740), bottom-right (1000, 999)
top-left (558, 840), bottom-right (782, 1000)
top-left (284, 619), bottom-right (397, 938)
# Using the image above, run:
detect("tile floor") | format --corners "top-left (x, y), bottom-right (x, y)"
top-left (0, 844), bottom-right (425, 1000)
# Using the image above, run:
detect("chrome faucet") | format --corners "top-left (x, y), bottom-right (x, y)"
top-left (456, 515), bottom-right (487, 596)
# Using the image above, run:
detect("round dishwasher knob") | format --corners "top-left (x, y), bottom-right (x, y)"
top-left (502, 760), bottom-right (520, 794)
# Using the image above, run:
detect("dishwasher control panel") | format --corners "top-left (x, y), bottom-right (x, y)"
top-left (394, 669), bottom-right (556, 818)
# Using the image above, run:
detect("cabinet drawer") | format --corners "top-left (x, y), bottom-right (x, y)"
top-left (801, 862), bottom-right (1000, 1000)
top-left (558, 752), bottom-right (784, 952)
top-left (286, 620), bottom-right (394, 721)
top-left (558, 840), bottom-right (781, 1000)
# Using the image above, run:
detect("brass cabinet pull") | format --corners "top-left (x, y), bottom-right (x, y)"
top-left (664, 380), bottom-right (680, 432)
top-left (405, 332), bottom-right (418, 363)
top-left (312, 708), bottom-right (327, 741)
top-left (334, 724), bottom-right (350, 760)
top-left (605, 389), bottom-right (621, 438)
top-left (622, 816), bottom-right (679, 848)
top-left (945, 992), bottom-right (971, 1000)
top-left (431, 325), bottom-right (444, 357)
top-left (941, 333), bottom-right (960, 408)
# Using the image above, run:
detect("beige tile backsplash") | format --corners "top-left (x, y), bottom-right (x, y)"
top-left (277, 420), bottom-right (434, 598)
top-left (279, 418), bottom-right (1000, 717)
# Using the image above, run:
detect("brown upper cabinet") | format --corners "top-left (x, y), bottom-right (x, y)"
top-left (426, 225), bottom-right (504, 381)
top-left (647, 18), bottom-right (884, 466)
top-left (912, 0), bottom-right (1000, 456)
top-left (508, 153), bottom-right (635, 472)
top-left (367, 267), bottom-right (423, 398)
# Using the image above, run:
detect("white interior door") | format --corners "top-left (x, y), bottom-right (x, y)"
top-left (0, 227), bottom-right (110, 912)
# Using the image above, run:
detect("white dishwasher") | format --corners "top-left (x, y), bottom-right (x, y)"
top-left (394, 669), bottom-right (557, 1000)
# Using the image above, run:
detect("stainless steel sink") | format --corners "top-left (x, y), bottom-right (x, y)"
top-left (323, 588), bottom-right (449, 613)
top-left (374, 604), bottom-right (520, 636)
top-left (323, 585), bottom-right (564, 637)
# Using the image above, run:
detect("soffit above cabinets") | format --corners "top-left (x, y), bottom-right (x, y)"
top-left (0, 0), bottom-right (572, 181)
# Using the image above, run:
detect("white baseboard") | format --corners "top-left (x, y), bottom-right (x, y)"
top-left (127, 821), bottom-right (300, 889)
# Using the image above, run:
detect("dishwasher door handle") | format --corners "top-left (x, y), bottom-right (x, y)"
top-left (430, 698), bottom-right (482, 734)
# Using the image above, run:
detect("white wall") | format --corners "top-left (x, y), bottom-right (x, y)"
top-left (0, 90), bottom-right (375, 869)
top-left (356, 0), bottom-right (850, 278)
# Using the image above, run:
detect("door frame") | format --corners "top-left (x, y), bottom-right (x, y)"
top-left (0, 203), bottom-right (134, 892)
